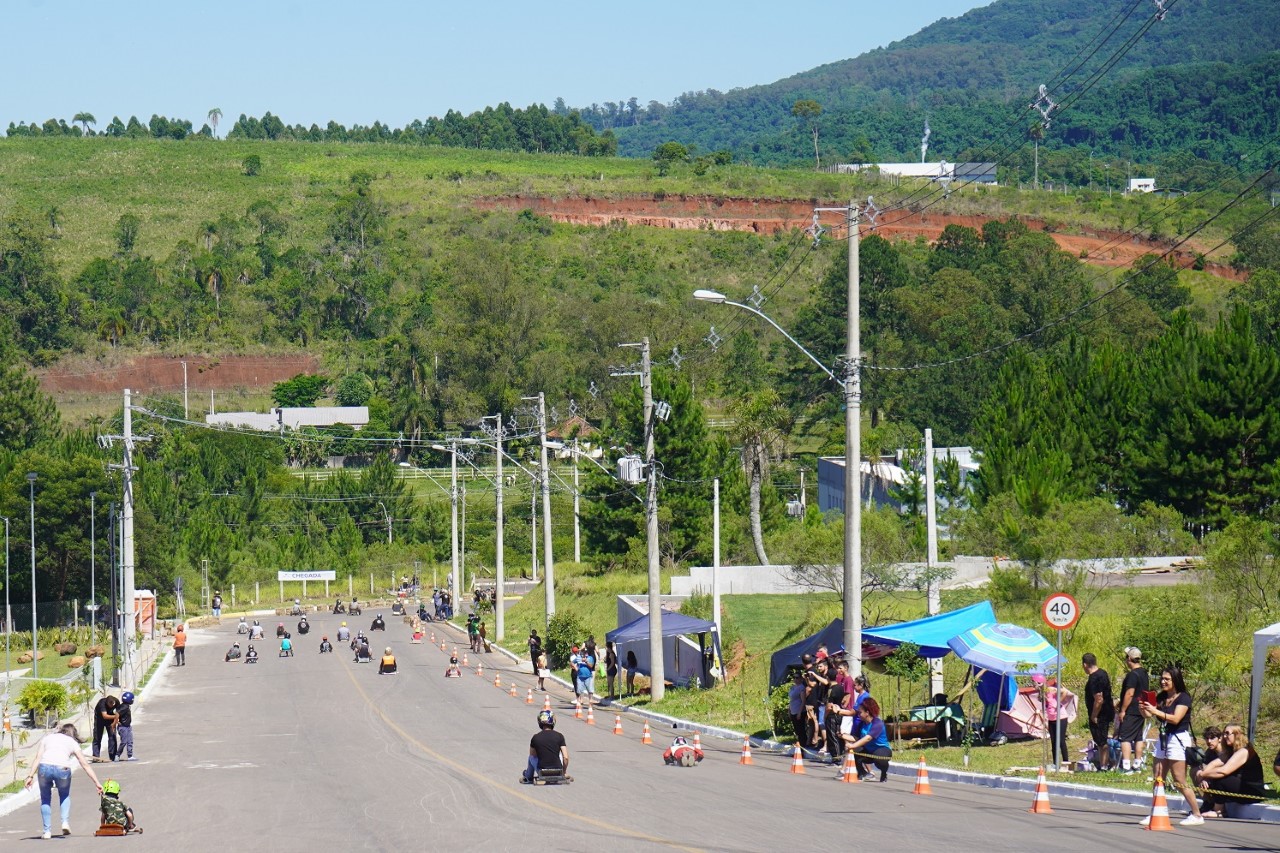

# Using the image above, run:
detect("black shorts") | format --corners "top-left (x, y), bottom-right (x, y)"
top-left (1116, 715), bottom-right (1145, 743)
top-left (1088, 719), bottom-right (1112, 749)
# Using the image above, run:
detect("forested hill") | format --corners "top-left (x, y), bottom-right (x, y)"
top-left (585, 0), bottom-right (1280, 165)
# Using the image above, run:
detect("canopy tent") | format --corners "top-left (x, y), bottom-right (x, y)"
top-left (1249, 621), bottom-right (1280, 742)
top-left (767, 601), bottom-right (997, 689)
top-left (606, 610), bottom-right (723, 689)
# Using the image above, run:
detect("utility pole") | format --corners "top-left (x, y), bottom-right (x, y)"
top-left (90, 492), bottom-right (97, 648)
top-left (490, 415), bottom-right (505, 641)
top-left (531, 471), bottom-right (538, 583)
top-left (572, 438), bottom-right (581, 564)
top-left (449, 441), bottom-right (459, 609)
top-left (27, 473), bottom-right (38, 679)
top-left (846, 203), bottom-right (863, 679)
top-left (109, 502), bottom-right (119, 687)
top-left (712, 478), bottom-right (721, 637)
top-left (924, 428), bottom-right (943, 697)
top-left (122, 390), bottom-right (137, 667)
top-left (180, 361), bottom-right (189, 420)
top-left (538, 393), bottom-right (554, 622)
top-left (618, 339), bottom-right (663, 700)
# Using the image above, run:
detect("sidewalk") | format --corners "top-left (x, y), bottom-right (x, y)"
top-left (0, 630), bottom-right (172, 818)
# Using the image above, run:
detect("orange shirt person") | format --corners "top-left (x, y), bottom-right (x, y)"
top-left (172, 625), bottom-right (187, 667)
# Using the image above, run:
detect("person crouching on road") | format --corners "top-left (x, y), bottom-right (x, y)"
top-left (319, 636), bottom-right (333, 653)
top-left (844, 697), bottom-right (892, 782)
top-left (446, 654), bottom-right (462, 677)
top-left (225, 643), bottom-right (242, 662)
top-left (379, 647), bottom-right (398, 674)
top-left (279, 635), bottom-right (293, 657)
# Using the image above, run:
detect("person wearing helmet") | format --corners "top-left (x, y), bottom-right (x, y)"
top-left (225, 642), bottom-right (242, 662)
top-left (521, 710), bottom-right (570, 783)
top-left (319, 636), bottom-right (333, 654)
top-left (445, 653), bottom-right (462, 678)
top-left (279, 635), bottom-right (293, 657)
top-left (336, 622), bottom-right (350, 643)
top-left (379, 647), bottom-right (398, 674)
top-left (296, 615), bottom-right (310, 635)
top-left (371, 614), bottom-right (385, 632)
top-left (248, 621), bottom-right (264, 640)
top-left (663, 735), bottom-right (704, 767)
top-left (276, 623), bottom-right (286, 639)
top-left (245, 645), bottom-right (259, 663)
top-left (116, 693), bottom-right (136, 761)
top-left (290, 598), bottom-right (303, 617)
top-left (332, 598), bottom-right (346, 614)
top-left (237, 616), bottom-right (248, 634)
top-left (99, 778), bottom-right (141, 833)
top-left (354, 636), bottom-right (372, 663)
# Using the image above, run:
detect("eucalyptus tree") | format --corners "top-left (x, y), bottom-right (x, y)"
top-left (728, 389), bottom-right (790, 565)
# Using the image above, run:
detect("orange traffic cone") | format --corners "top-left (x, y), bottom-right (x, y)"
top-left (1029, 766), bottom-right (1053, 814)
top-left (912, 755), bottom-right (933, 795)
top-left (738, 736), bottom-right (754, 765)
top-left (440, 641), bottom-right (446, 652)
top-left (839, 751), bottom-right (859, 783)
top-left (574, 699), bottom-right (583, 719)
top-left (510, 682), bottom-right (518, 697)
top-left (475, 660), bottom-right (482, 676)
top-left (790, 744), bottom-right (806, 775)
top-left (1144, 781), bottom-right (1175, 831)
top-left (693, 732), bottom-right (702, 752)
top-left (542, 694), bottom-right (552, 712)
top-left (641, 721), bottom-right (652, 745)
top-left (462, 652), bottom-right (469, 667)
top-left (526, 688), bottom-right (534, 705)
top-left (430, 631), bottom-right (436, 644)
top-left (494, 672), bottom-right (501, 688)
top-left (613, 714), bottom-right (624, 736)
top-left (586, 706), bottom-right (596, 726)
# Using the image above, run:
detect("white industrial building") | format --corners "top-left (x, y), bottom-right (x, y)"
top-left (206, 406), bottom-right (369, 431)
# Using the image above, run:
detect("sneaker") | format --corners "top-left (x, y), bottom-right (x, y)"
top-left (1179, 816), bottom-right (1204, 826)
top-left (62, 823), bottom-right (70, 835)
top-left (41, 831), bottom-right (51, 839)
top-left (1138, 816), bottom-right (1150, 827)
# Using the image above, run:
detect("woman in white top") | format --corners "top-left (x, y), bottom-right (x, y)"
top-left (24, 723), bottom-right (103, 839)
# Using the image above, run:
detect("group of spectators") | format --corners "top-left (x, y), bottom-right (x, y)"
top-left (526, 631), bottom-right (633, 701)
top-left (1077, 646), bottom-right (1277, 824)
top-left (786, 648), bottom-right (892, 782)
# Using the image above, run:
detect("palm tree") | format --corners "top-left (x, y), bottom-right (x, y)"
top-left (729, 389), bottom-right (792, 565)
top-left (97, 309), bottom-right (127, 347)
top-left (207, 108), bottom-right (222, 139)
top-left (72, 112), bottom-right (96, 135)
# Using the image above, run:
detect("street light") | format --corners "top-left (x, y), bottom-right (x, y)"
top-left (27, 472), bottom-right (38, 679)
top-left (696, 273), bottom-right (864, 677)
top-left (3, 516), bottom-right (10, 699)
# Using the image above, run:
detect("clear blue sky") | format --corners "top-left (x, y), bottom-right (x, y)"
top-left (6, 0), bottom-right (989, 131)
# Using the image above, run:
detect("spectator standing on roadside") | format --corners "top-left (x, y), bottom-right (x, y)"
top-left (1034, 675), bottom-right (1076, 769)
top-left (1082, 653), bottom-right (1114, 770)
top-left (788, 672), bottom-right (807, 744)
top-left (116, 692), bottom-right (136, 761)
top-left (172, 625), bottom-right (187, 667)
top-left (211, 591), bottom-right (222, 618)
top-left (1115, 647), bottom-right (1148, 773)
top-left (1140, 666), bottom-right (1203, 826)
top-left (625, 649), bottom-right (638, 696)
top-left (25, 723), bottom-right (104, 839)
top-left (605, 641), bottom-right (619, 700)
top-left (528, 629), bottom-right (542, 665)
top-left (536, 650), bottom-right (549, 692)
top-left (91, 695), bottom-right (120, 762)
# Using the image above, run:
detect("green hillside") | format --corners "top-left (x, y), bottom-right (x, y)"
top-left (592, 0), bottom-right (1280, 172)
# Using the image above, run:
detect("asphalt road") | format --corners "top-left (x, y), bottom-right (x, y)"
top-left (2, 613), bottom-right (1275, 851)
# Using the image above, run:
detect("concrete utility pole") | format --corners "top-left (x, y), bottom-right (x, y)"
top-left (181, 361), bottom-right (189, 420)
top-left (27, 473), bottom-right (38, 679)
top-left (538, 393), bottom-right (554, 622)
top-left (493, 416), bottom-right (505, 641)
top-left (840, 204), bottom-right (863, 678)
top-left (635, 339), bottom-right (664, 700)
top-left (572, 438), bottom-right (581, 564)
top-left (123, 390), bottom-right (137, 666)
top-left (925, 428), bottom-right (943, 696)
top-left (450, 442), bottom-right (460, 608)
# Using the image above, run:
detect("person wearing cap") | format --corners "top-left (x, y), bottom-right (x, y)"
top-left (1115, 646), bottom-right (1149, 773)
top-left (379, 647), bottom-right (398, 674)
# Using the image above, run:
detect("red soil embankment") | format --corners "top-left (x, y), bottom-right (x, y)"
top-left (38, 354), bottom-right (321, 396)
top-left (476, 193), bottom-right (1242, 281)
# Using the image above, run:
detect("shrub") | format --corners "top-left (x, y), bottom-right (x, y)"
top-left (242, 155), bottom-right (262, 177)
top-left (545, 611), bottom-right (587, 669)
top-left (18, 680), bottom-right (69, 726)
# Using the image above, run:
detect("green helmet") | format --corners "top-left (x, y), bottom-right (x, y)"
top-left (102, 779), bottom-right (121, 795)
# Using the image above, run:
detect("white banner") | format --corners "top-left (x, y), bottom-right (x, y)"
top-left (277, 571), bottom-right (336, 581)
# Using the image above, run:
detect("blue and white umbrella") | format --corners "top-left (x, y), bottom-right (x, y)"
top-left (947, 622), bottom-right (1064, 677)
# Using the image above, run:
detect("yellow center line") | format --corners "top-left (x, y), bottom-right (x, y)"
top-left (342, 655), bottom-right (703, 853)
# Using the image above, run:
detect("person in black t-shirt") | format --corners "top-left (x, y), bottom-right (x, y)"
top-left (522, 711), bottom-right (569, 782)
top-left (1082, 653), bottom-right (1114, 770)
top-left (1115, 647), bottom-right (1149, 772)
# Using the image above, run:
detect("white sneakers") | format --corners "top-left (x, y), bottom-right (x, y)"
top-left (1180, 815), bottom-right (1205, 826)
top-left (1138, 816), bottom-right (1151, 827)
top-left (62, 823), bottom-right (71, 835)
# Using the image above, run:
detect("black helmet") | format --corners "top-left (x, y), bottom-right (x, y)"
top-left (537, 710), bottom-right (556, 728)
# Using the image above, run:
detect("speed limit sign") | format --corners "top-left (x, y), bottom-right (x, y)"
top-left (1042, 592), bottom-right (1081, 631)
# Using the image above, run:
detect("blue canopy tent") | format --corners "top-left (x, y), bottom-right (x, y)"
top-left (767, 601), bottom-right (997, 689)
top-left (606, 610), bottom-right (723, 688)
